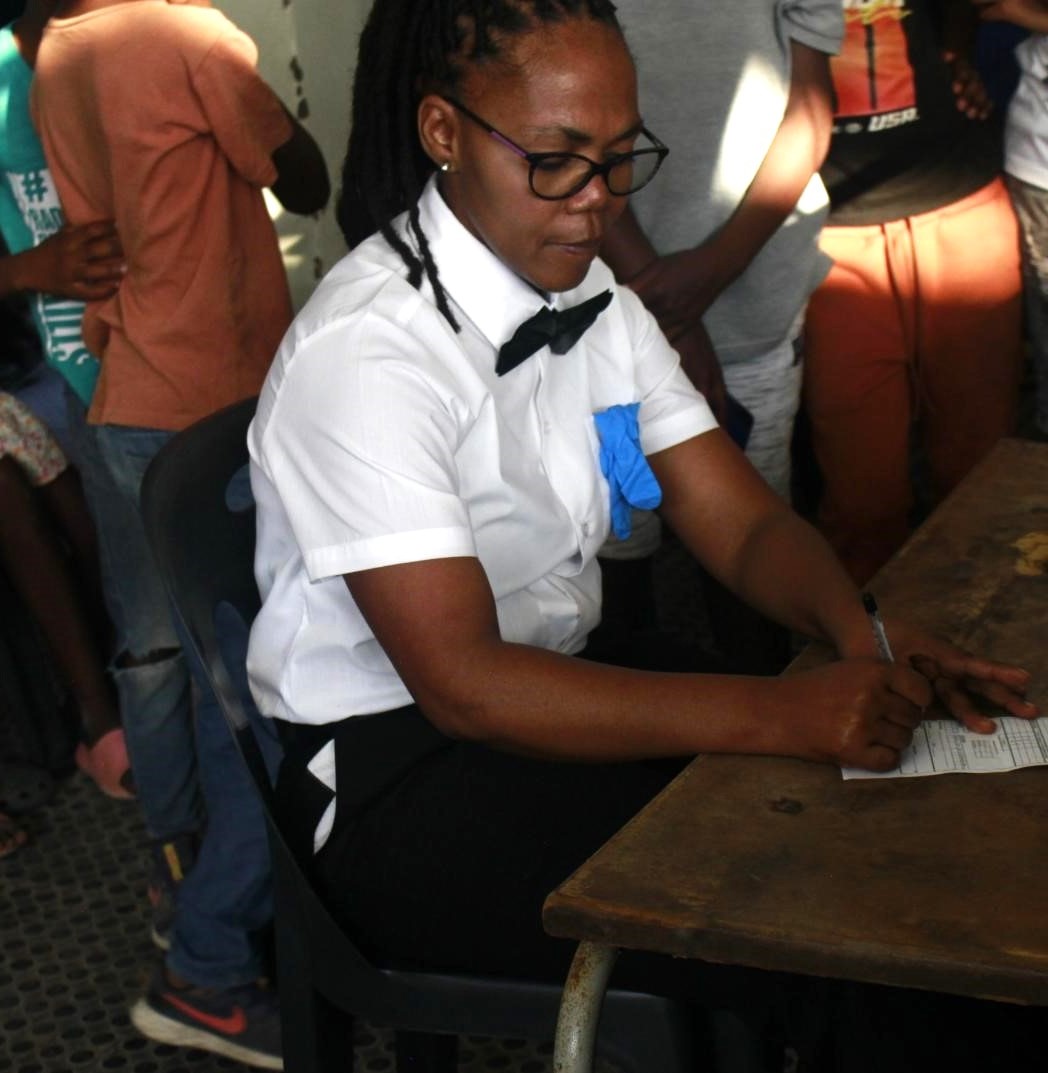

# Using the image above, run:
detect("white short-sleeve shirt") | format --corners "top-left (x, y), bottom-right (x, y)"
top-left (247, 178), bottom-right (716, 729)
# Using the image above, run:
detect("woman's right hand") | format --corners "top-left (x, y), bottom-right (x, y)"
top-left (768, 659), bottom-right (933, 772)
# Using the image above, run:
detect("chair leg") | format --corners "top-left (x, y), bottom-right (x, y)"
top-left (275, 908), bottom-right (355, 1073)
top-left (278, 978), bottom-right (354, 1073)
top-left (319, 999), bottom-right (357, 1073)
top-left (394, 1029), bottom-right (458, 1072)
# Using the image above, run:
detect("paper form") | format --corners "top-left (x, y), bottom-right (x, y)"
top-left (842, 716), bottom-right (1048, 780)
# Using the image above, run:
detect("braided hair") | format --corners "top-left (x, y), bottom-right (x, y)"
top-left (337, 0), bottom-right (620, 329)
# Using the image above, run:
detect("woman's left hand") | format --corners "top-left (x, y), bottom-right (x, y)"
top-left (884, 626), bottom-right (1038, 733)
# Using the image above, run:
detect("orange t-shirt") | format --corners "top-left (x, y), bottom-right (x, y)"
top-left (32, 1), bottom-right (294, 431)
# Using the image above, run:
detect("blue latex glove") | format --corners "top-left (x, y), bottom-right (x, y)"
top-left (594, 403), bottom-right (662, 540)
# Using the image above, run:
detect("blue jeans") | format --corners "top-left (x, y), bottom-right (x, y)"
top-left (94, 422), bottom-right (282, 989)
top-left (62, 386), bottom-right (125, 651)
top-left (87, 421), bottom-right (201, 841)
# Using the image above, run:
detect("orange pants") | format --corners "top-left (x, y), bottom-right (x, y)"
top-left (803, 178), bottom-right (1023, 584)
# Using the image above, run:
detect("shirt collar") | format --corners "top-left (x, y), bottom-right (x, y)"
top-left (411, 176), bottom-right (609, 352)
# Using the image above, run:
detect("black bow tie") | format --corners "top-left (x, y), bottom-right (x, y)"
top-left (496, 289), bottom-right (613, 376)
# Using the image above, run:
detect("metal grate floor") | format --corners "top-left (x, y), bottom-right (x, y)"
top-left (0, 767), bottom-right (623, 1073)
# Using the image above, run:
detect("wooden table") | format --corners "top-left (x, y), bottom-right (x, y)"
top-left (544, 438), bottom-right (1048, 1071)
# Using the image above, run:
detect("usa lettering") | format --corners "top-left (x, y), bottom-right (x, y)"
top-left (841, 0), bottom-right (904, 10)
top-left (867, 107), bottom-right (918, 131)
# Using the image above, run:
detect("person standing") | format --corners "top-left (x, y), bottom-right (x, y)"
top-left (803, 0), bottom-right (1023, 584)
top-left (33, 0), bottom-right (329, 1065)
top-left (0, 0), bottom-right (133, 795)
top-left (600, 0), bottom-right (842, 671)
top-left (977, 0), bottom-right (1048, 440)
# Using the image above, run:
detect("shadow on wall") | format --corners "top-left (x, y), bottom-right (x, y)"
top-left (216, 0), bottom-right (369, 307)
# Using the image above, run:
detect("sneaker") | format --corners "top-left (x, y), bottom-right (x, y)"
top-left (130, 961), bottom-right (283, 1070)
top-left (147, 833), bottom-right (198, 951)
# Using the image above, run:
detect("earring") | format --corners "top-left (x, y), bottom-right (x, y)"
top-left (440, 162), bottom-right (451, 173)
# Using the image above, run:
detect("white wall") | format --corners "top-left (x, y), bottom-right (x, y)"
top-left (216, 0), bottom-right (370, 308)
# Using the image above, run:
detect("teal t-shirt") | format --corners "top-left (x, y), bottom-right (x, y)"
top-left (0, 23), bottom-right (98, 405)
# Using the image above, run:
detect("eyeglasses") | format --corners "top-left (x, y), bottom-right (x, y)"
top-left (442, 96), bottom-right (669, 201)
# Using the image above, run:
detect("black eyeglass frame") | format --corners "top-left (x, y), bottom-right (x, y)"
top-left (441, 95), bottom-right (669, 201)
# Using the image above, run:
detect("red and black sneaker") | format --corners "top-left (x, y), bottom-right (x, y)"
top-left (130, 961), bottom-right (282, 1070)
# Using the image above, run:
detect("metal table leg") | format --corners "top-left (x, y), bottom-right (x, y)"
top-left (552, 941), bottom-right (619, 1073)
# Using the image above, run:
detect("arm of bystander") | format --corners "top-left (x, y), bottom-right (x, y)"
top-left (601, 40), bottom-right (835, 416)
top-left (0, 219), bottom-right (123, 302)
top-left (270, 107), bottom-right (331, 216)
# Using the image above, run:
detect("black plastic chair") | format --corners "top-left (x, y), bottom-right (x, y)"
top-left (140, 396), bottom-right (698, 1073)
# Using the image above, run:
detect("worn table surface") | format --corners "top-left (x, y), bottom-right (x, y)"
top-left (544, 439), bottom-right (1048, 1005)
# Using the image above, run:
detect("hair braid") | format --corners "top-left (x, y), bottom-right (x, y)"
top-left (338, 0), bottom-right (620, 330)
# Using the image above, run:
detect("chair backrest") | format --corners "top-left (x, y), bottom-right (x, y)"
top-left (140, 397), bottom-right (484, 1005)
top-left (140, 396), bottom-right (274, 802)
top-left (141, 397), bottom-right (397, 993)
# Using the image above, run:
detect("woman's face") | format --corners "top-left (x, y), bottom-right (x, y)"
top-left (431, 17), bottom-right (640, 295)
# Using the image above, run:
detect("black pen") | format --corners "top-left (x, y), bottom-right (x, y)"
top-left (862, 592), bottom-right (895, 663)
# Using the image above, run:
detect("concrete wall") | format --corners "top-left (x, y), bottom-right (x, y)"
top-left (216, 0), bottom-right (370, 308)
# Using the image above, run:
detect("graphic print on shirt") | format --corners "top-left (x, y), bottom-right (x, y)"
top-left (834, 0), bottom-right (917, 133)
top-left (6, 167), bottom-right (95, 376)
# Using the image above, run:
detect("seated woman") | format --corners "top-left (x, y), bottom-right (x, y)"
top-left (246, 0), bottom-right (1037, 1066)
